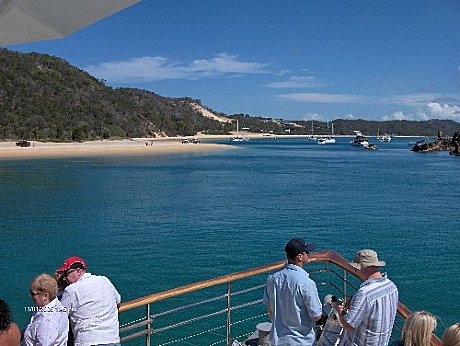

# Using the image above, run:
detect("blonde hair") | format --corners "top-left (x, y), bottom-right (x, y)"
top-left (401, 311), bottom-right (437, 346)
top-left (442, 323), bottom-right (460, 346)
top-left (30, 273), bottom-right (58, 300)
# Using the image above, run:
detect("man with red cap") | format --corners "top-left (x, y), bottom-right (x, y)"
top-left (56, 256), bottom-right (121, 346)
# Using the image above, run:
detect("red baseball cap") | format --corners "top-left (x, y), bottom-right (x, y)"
top-left (56, 256), bottom-right (87, 273)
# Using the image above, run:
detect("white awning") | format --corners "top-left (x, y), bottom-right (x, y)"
top-left (0, 0), bottom-right (140, 46)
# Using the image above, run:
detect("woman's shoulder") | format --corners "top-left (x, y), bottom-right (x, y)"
top-left (0, 322), bottom-right (21, 346)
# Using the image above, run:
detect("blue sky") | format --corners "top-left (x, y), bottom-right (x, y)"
top-left (6, 0), bottom-right (460, 122)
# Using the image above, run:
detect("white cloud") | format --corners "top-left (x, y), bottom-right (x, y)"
top-left (382, 111), bottom-right (415, 121)
top-left (382, 103), bottom-right (460, 121)
top-left (267, 76), bottom-right (323, 88)
top-left (277, 93), bottom-right (367, 103)
top-left (384, 93), bottom-right (460, 107)
top-left (384, 93), bottom-right (440, 106)
top-left (84, 53), bottom-right (270, 83)
top-left (301, 112), bottom-right (323, 121)
top-left (421, 102), bottom-right (460, 121)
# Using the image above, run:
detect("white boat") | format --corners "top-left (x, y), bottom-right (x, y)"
top-left (350, 130), bottom-right (369, 147)
top-left (318, 137), bottom-right (336, 145)
top-left (230, 119), bottom-right (249, 142)
top-left (318, 123), bottom-right (336, 144)
top-left (380, 133), bottom-right (392, 142)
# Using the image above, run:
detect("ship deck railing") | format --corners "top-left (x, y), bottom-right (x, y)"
top-left (118, 250), bottom-right (441, 346)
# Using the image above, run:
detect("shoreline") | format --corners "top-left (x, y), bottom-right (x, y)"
top-left (0, 134), bottom-right (422, 160)
top-left (0, 138), bottom-right (236, 160)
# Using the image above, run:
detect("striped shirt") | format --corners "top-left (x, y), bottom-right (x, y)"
top-left (339, 275), bottom-right (398, 346)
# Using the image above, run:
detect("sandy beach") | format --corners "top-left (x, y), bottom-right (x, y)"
top-left (0, 137), bottom-right (237, 160)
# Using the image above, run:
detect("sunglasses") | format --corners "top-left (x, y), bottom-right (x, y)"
top-left (30, 290), bottom-right (41, 297)
top-left (65, 269), bottom-right (77, 277)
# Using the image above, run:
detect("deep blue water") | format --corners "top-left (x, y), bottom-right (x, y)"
top-left (1, 137), bottom-right (459, 334)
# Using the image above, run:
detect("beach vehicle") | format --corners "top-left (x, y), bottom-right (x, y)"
top-left (192, 138), bottom-right (200, 144)
top-left (15, 140), bottom-right (31, 147)
top-left (118, 250), bottom-right (442, 346)
top-left (350, 131), bottom-right (369, 147)
top-left (181, 137), bottom-right (190, 144)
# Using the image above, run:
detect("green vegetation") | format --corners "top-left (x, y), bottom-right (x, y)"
top-left (1, 48), bottom-right (459, 141)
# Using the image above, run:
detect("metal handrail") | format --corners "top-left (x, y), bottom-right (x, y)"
top-left (118, 250), bottom-right (442, 346)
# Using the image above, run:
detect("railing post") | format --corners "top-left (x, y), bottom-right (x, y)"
top-left (343, 270), bottom-right (347, 303)
top-left (146, 303), bottom-right (151, 346)
top-left (227, 282), bottom-right (231, 346)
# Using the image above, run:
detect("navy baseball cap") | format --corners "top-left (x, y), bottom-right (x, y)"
top-left (284, 238), bottom-right (316, 257)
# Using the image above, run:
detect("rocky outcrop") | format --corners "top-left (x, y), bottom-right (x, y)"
top-left (410, 136), bottom-right (450, 152)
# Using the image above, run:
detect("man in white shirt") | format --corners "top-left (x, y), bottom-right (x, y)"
top-left (332, 249), bottom-right (399, 346)
top-left (56, 256), bottom-right (121, 346)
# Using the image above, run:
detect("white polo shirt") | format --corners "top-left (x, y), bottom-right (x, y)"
top-left (61, 272), bottom-right (121, 346)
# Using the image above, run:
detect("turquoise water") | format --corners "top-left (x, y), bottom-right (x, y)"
top-left (1, 137), bottom-right (458, 335)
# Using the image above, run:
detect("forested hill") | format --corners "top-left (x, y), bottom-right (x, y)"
top-left (0, 48), bottom-right (232, 141)
top-left (1, 48), bottom-right (459, 141)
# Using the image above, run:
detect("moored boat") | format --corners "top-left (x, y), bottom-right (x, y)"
top-left (307, 120), bottom-right (317, 140)
top-left (365, 143), bottom-right (378, 150)
top-left (230, 119), bottom-right (249, 142)
top-left (381, 133), bottom-right (392, 142)
top-left (350, 131), bottom-right (369, 147)
top-left (318, 123), bottom-right (336, 144)
top-left (318, 137), bottom-right (336, 145)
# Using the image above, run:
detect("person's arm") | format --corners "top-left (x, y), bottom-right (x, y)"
top-left (266, 305), bottom-right (273, 321)
top-left (305, 280), bottom-right (323, 321)
top-left (59, 290), bottom-right (72, 315)
top-left (311, 314), bottom-right (322, 321)
top-left (331, 302), bottom-right (355, 332)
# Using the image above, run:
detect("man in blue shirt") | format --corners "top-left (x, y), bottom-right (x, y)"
top-left (263, 238), bottom-right (323, 345)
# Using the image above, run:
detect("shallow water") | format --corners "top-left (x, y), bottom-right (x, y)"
top-left (1, 137), bottom-right (458, 334)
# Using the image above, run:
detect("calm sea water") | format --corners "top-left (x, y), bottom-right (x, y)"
top-left (1, 137), bottom-right (458, 335)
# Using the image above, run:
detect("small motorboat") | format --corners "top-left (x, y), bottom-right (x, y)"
top-left (365, 143), bottom-right (378, 150)
top-left (350, 131), bottom-right (369, 147)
